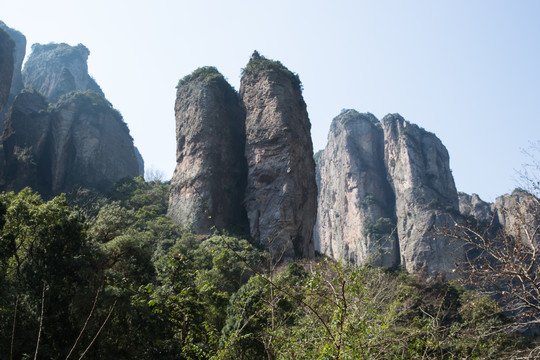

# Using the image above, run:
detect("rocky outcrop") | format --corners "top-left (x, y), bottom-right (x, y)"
top-left (22, 43), bottom-right (104, 103)
top-left (458, 192), bottom-right (494, 224)
top-left (168, 67), bottom-right (248, 234)
top-left (1, 91), bottom-right (49, 193)
top-left (381, 114), bottom-right (462, 277)
top-left (494, 189), bottom-right (539, 245)
top-left (0, 21), bottom-right (26, 116)
top-left (0, 22), bottom-right (25, 186)
top-left (0, 27), bottom-right (14, 113)
top-left (2, 90), bottom-right (140, 197)
top-left (315, 110), bottom-right (398, 266)
top-left (135, 147), bottom-right (144, 177)
top-left (241, 52), bottom-right (317, 259)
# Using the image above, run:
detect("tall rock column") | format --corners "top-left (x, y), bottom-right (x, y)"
top-left (240, 52), bottom-right (317, 259)
top-left (382, 114), bottom-right (462, 277)
top-left (0, 22), bottom-right (25, 188)
top-left (315, 110), bottom-right (398, 266)
top-left (168, 67), bottom-right (248, 234)
top-left (0, 27), bottom-right (14, 113)
top-left (0, 21), bottom-right (26, 119)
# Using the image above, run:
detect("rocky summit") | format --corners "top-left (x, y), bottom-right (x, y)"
top-left (241, 52), bottom-right (317, 260)
top-left (315, 110), bottom-right (398, 267)
top-left (168, 67), bottom-right (248, 234)
top-left (22, 43), bottom-right (104, 103)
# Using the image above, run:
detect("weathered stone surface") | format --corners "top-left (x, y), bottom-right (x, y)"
top-left (0, 21), bottom-right (25, 113)
top-left (2, 91), bottom-right (50, 194)
top-left (382, 114), bottom-right (462, 277)
top-left (168, 67), bottom-right (248, 234)
top-left (0, 22), bottom-right (27, 184)
top-left (2, 90), bottom-right (140, 197)
top-left (315, 110), bottom-right (398, 266)
top-left (241, 52), bottom-right (317, 259)
top-left (494, 189), bottom-right (540, 245)
top-left (458, 192), bottom-right (494, 224)
top-left (0, 27), bottom-right (14, 113)
top-left (135, 147), bottom-right (145, 177)
top-left (22, 43), bottom-right (104, 103)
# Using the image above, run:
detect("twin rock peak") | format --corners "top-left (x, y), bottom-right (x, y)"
top-left (169, 51), bottom-right (317, 261)
top-left (169, 51), bottom-right (462, 277)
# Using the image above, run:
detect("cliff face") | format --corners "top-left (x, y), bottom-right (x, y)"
top-left (1, 91), bottom-right (50, 193)
top-left (0, 27), bottom-right (14, 113)
top-left (22, 43), bottom-right (104, 103)
top-left (240, 53), bottom-right (317, 259)
top-left (458, 192), bottom-right (494, 224)
top-left (494, 190), bottom-right (539, 245)
top-left (381, 114), bottom-right (461, 277)
top-left (1, 38), bottom-right (142, 196)
top-left (314, 112), bottom-right (462, 277)
top-left (315, 110), bottom-right (398, 266)
top-left (0, 21), bottom-right (25, 114)
top-left (168, 67), bottom-right (248, 234)
top-left (2, 90), bottom-right (140, 197)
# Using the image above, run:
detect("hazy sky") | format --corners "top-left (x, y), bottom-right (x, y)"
top-left (2, 1), bottom-right (539, 201)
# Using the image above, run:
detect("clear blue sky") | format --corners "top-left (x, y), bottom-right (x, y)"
top-left (2, 0), bottom-right (539, 201)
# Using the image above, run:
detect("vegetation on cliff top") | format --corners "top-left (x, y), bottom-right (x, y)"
top-left (242, 50), bottom-right (303, 90)
top-left (177, 66), bottom-right (227, 88)
top-left (28, 43), bottom-right (90, 63)
top-left (56, 90), bottom-right (126, 125)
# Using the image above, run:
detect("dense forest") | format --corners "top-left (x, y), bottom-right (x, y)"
top-left (0, 177), bottom-right (537, 359)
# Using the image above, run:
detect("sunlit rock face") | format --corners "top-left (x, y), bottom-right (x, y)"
top-left (381, 114), bottom-right (462, 278)
top-left (458, 192), bottom-right (494, 224)
top-left (168, 67), bottom-right (248, 234)
top-left (2, 90), bottom-right (140, 197)
top-left (22, 43), bottom-right (104, 103)
top-left (494, 190), bottom-right (539, 246)
top-left (241, 53), bottom-right (317, 260)
top-left (315, 110), bottom-right (398, 267)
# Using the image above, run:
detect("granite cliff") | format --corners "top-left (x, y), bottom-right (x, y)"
top-left (315, 112), bottom-right (463, 277)
top-left (381, 114), bottom-right (462, 277)
top-left (0, 27), bottom-right (13, 114)
top-left (168, 67), bottom-right (248, 234)
top-left (459, 189), bottom-right (539, 245)
top-left (169, 53), bottom-right (317, 259)
top-left (314, 110), bottom-right (398, 267)
top-left (22, 43), bottom-right (104, 103)
top-left (241, 52), bottom-right (317, 259)
top-left (1, 38), bottom-right (141, 196)
top-left (2, 90), bottom-right (140, 197)
top-left (0, 21), bottom-right (25, 124)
